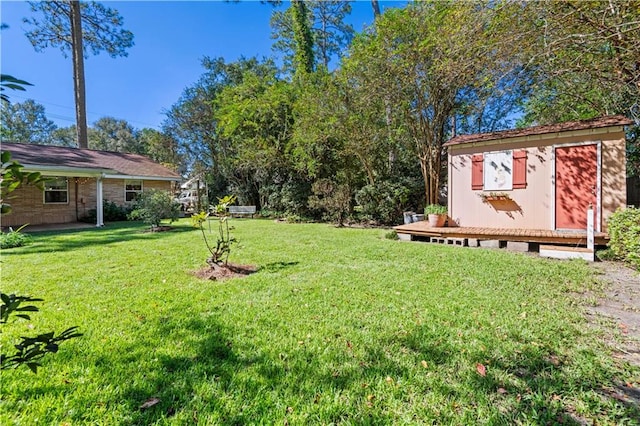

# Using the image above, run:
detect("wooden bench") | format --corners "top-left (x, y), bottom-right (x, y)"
top-left (228, 205), bottom-right (256, 218)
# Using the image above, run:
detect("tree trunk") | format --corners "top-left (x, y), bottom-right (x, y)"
top-left (70, 0), bottom-right (88, 149)
top-left (371, 0), bottom-right (381, 18)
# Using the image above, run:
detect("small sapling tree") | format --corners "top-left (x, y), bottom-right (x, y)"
top-left (192, 195), bottom-right (237, 269)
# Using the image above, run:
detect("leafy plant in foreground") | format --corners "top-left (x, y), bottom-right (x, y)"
top-left (1, 151), bottom-right (44, 215)
top-left (192, 195), bottom-right (237, 268)
top-left (1, 293), bottom-right (82, 373)
top-left (607, 206), bottom-right (640, 269)
top-left (0, 224), bottom-right (32, 249)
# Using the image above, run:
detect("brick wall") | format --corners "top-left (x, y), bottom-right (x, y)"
top-left (1, 177), bottom-right (175, 228)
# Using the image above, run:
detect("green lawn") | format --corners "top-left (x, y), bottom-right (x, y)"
top-left (1, 219), bottom-right (638, 425)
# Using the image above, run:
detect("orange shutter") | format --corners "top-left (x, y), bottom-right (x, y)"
top-left (471, 154), bottom-right (484, 190)
top-left (513, 150), bottom-right (527, 189)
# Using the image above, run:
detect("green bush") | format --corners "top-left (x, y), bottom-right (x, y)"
top-left (607, 206), bottom-right (640, 268)
top-left (79, 200), bottom-right (133, 223)
top-left (355, 181), bottom-right (412, 225)
top-left (128, 189), bottom-right (180, 228)
top-left (0, 226), bottom-right (31, 249)
top-left (385, 230), bottom-right (399, 240)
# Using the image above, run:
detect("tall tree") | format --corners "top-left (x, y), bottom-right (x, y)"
top-left (163, 56), bottom-right (278, 195)
top-left (371, 0), bottom-right (381, 18)
top-left (215, 69), bottom-right (297, 207)
top-left (271, 1), bottom-right (353, 70)
top-left (291, 0), bottom-right (315, 77)
top-left (0, 99), bottom-right (57, 144)
top-left (23, 1), bottom-right (134, 149)
top-left (342, 1), bottom-right (524, 205)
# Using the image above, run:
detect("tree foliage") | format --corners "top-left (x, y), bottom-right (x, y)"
top-left (291, 0), bottom-right (315, 77)
top-left (0, 74), bottom-right (33, 103)
top-left (1, 151), bottom-right (43, 215)
top-left (159, 0), bottom-right (639, 224)
top-left (341, 1), bottom-right (525, 205)
top-left (0, 99), bottom-right (57, 144)
top-left (88, 116), bottom-right (141, 153)
top-left (520, 0), bottom-right (640, 124)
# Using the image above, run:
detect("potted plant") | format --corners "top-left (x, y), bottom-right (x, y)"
top-left (424, 204), bottom-right (447, 227)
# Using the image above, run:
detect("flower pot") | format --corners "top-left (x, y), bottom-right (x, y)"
top-left (428, 213), bottom-right (446, 227)
top-left (403, 211), bottom-right (415, 224)
top-left (412, 213), bottom-right (425, 222)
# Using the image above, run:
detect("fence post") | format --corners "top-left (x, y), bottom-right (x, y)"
top-left (587, 203), bottom-right (594, 252)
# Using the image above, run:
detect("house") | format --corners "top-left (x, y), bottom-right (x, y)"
top-left (443, 115), bottom-right (632, 233)
top-left (1, 142), bottom-right (181, 228)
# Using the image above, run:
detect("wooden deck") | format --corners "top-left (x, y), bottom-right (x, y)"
top-left (393, 221), bottom-right (609, 246)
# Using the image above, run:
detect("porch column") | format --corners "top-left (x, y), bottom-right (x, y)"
top-left (96, 175), bottom-right (104, 227)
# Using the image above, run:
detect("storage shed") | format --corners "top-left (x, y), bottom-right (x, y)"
top-left (444, 115), bottom-right (632, 233)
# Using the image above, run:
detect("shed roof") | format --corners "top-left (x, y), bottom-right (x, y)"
top-left (444, 115), bottom-right (634, 147)
top-left (2, 142), bottom-right (181, 180)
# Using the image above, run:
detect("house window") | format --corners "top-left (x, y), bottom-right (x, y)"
top-left (44, 177), bottom-right (68, 204)
top-left (125, 180), bottom-right (143, 202)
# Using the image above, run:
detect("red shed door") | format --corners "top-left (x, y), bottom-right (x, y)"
top-left (555, 144), bottom-right (597, 230)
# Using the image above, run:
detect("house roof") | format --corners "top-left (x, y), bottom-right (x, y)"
top-left (444, 115), bottom-right (634, 147)
top-left (2, 142), bottom-right (181, 181)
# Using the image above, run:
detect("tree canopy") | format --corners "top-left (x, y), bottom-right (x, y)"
top-left (7, 0), bottom-right (639, 220)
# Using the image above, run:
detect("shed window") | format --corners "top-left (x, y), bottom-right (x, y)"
top-left (44, 177), bottom-right (68, 204)
top-left (472, 150), bottom-right (527, 191)
top-left (125, 180), bottom-right (143, 202)
top-left (484, 150), bottom-right (513, 191)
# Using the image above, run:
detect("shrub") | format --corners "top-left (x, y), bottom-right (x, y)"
top-left (607, 206), bottom-right (640, 268)
top-left (80, 200), bottom-right (133, 223)
top-left (0, 225), bottom-right (31, 249)
top-left (308, 179), bottom-right (351, 226)
top-left (128, 189), bottom-right (180, 228)
top-left (355, 181), bottom-right (412, 225)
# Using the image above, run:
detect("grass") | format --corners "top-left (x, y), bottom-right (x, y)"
top-left (1, 219), bottom-right (638, 425)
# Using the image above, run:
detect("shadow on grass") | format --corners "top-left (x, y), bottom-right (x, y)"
top-left (400, 325), bottom-right (640, 424)
top-left (259, 261), bottom-right (300, 273)
top-left (49, 315), bottom-right (639, 424)
top-left (3, 222), bottom-right (195, 255)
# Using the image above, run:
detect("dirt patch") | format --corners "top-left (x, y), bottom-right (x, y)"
top-left (585, 261), bottom-right (640, 367)
top-left (142, 226), bottom-right (174, 233)
top-left (191, 263), bottom-right (258, 281)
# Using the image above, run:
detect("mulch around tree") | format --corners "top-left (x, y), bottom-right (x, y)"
top-left (191, 263), bottom-right (259, 281)
top-left (142, 226), bottom-right (174, 233)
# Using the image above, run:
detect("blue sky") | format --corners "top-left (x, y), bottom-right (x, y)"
top-left (1, 1), bottom-right (405, 131)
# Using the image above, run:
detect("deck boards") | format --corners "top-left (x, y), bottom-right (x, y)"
top-left (393, 222), bottom-right (609, 246)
